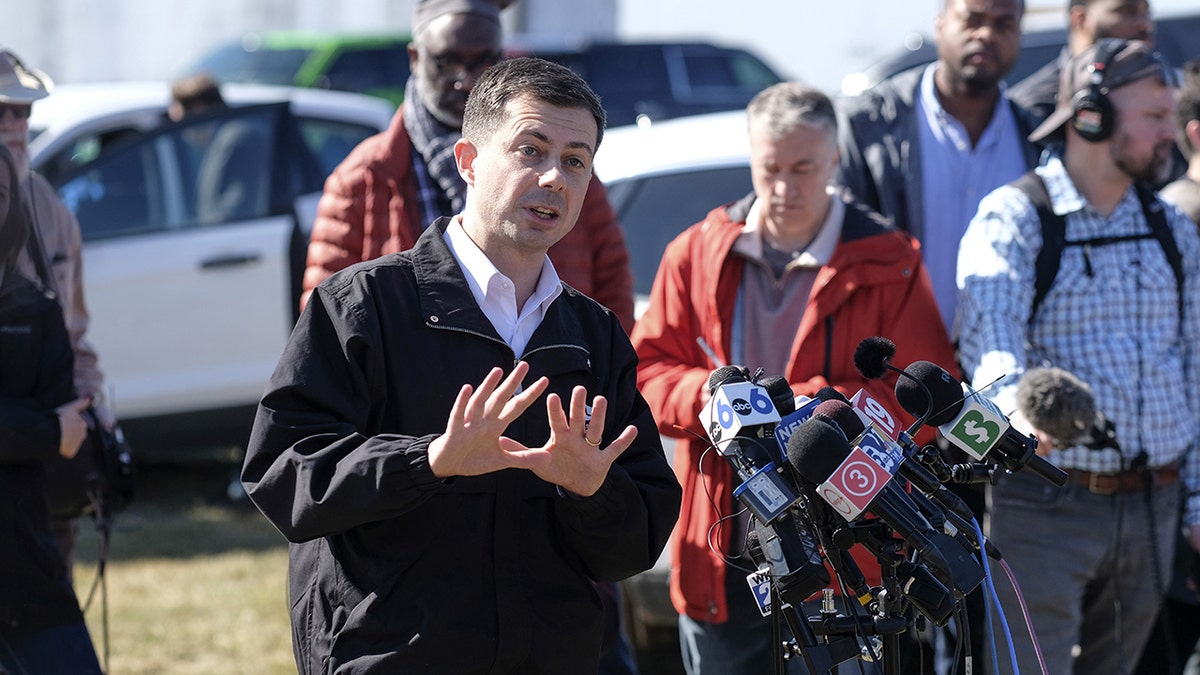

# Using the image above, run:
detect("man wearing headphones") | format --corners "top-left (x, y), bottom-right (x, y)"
top-left (956, 39), bottom-right (1199, 674)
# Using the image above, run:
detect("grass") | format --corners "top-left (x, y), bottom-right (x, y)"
top-left (71, 463), bottom-right (295, 675)
top-left (69, 462), bottom-right (684, 675)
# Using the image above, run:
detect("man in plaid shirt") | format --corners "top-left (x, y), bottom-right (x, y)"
top-left (957, 39), bottom-right (1197, 675)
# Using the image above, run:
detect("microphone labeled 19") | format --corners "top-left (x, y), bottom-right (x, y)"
top-left (941, 384), bottom-right (1008, 461)
top-left (700, 379), bottom-right (780, 448)
top-left (850, 389), bottom-right (902, 440)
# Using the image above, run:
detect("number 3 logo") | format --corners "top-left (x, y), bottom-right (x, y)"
top-left (840, 460), bottom-right (880, 498)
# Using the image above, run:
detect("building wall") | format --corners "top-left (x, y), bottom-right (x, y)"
top-left (3, 1), bottom-right (1193, 99)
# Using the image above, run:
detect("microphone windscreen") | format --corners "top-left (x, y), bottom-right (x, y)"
top-left (896, 361), bottom-right (963, 426)
top-left (707, 365), bottom-right (747, 394)
top-left (815, 386), bottom-right (849, 403)
top-left (854, 336), bottom-right (897, 380)
top-left (814, 400), bottom-right (866, 440)
top-left (759, 375), bottom-right (796, 415)
top-left (786, 417), bottom-right (853, 484)
top-left (1015, 367), bottom-right (1096, 444)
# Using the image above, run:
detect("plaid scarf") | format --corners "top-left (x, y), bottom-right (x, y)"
top-left (403, 78), bottom-right (466, 225)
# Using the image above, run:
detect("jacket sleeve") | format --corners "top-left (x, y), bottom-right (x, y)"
top-left (835, 101), bottom-right (881, 215)
top-left (301, 163), bottom-right (371, 312)
top-left (631, 229), bottom-right (714, 439)
top-left (28, 176), bottom-right (105, 401)
top-left (579, 176), bottom-right (635, 333)
top-left (553, 318), bottom-right (681, 582)
top-left (242, 285), bottom-right (447, 543)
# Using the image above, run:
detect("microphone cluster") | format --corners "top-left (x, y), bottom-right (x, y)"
top-left (695, 336), bottom-right (1071, 669)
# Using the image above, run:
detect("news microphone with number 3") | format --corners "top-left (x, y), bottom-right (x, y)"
top-left (786, 417), bottom-right (985, 594)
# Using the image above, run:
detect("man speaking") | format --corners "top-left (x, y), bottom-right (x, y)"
top-left (242, 57), bottom-right (680, 673)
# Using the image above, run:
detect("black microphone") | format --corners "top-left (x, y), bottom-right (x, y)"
top-left (785, 417), bottom-right (985, 594)
top-left (815, 399), bottom-right (975, 524)
top-left (895, 361), bottom-right (1068, 487)
top-left (853, 336), bottom-right (897, 380)
top-left (815, 386), bottom-right (849, 403)
top-left (759, 374), bottom-right (797, 416)
top-left (853, 336), bottom-right (933, 426)
top-left (1015, 367), bottom-right (1119, 452)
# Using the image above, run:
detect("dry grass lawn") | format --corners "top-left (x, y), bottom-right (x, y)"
top-left (71, 464), bottom-right (295, 674)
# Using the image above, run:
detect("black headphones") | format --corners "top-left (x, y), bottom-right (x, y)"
top-left (1070, 40), bottom-right (1125, 143)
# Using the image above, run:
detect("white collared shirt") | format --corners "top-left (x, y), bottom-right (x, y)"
top-left (444, 217), bottom-right (563, 357)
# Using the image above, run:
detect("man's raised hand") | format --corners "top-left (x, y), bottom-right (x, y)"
top-left (428, 362), bottom-right (548, 478)
top-left (499, 385), bottom-right (638, 497)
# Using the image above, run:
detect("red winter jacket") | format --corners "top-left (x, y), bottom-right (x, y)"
top-left (302, 108), bottom-right (635, 332)
top-left (631, 193), bottom-right (957, 624)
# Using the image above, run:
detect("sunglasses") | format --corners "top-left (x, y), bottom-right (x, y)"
top-left (0, 103), bottom-right (32, 120)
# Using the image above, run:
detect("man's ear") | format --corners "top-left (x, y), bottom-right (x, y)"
top-left (455, 137), bottom-right (478, 185)
top-left (407, 42), bottom-right (420, 71)
top-left (1186, 119), bottom-right (1200, 158)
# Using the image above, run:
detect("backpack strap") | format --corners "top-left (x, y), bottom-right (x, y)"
top-left (1011, 171), bottom-right (1185, 323)
top-left (1010, 171), bottom-right (1065, 320)
top-left (1133, 183), bottom-right (1185, 321)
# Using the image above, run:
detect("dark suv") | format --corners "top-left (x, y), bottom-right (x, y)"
top-left (508, 39), bottom-right (784, 128)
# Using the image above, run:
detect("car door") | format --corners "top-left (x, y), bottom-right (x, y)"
top-left (51, 103), bottom-right (298, 422)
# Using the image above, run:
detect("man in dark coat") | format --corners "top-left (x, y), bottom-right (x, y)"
top-left (242, 56), bottom-right (680, 674)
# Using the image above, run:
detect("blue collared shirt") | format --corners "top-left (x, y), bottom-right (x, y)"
top-left (916, 63), bottom-right (1029, 335)
top-left (957, 155), bottom-right (1200, 524)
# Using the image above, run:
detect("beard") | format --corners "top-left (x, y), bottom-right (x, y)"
top-left (1111, 135), bottom-right (1173, 184)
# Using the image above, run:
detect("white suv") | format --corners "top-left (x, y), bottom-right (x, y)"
top-left (29, 83), bottom-right (394, 457)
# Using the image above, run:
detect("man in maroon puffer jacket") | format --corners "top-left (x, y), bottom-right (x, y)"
top-left (301, 0), bottom-right (634, 333)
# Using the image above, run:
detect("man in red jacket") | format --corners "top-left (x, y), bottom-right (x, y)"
top-left (632, 83), bottom-right (958, 674)
top-left (302, 0), bottom-right (634, 332)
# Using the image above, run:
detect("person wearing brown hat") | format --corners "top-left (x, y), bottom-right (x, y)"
top-left (956, 38), bottom-right (1197, 675)
top-left (0, 47), bottom-right (113, 574)
top-left (300, 0), bottom-right (635, 335)
top-left (0, 140), bottom-right (102, 673)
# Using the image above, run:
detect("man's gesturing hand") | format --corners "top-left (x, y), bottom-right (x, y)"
top-left (428, 362), bottom-right (549, 478)
top-left (499, 385), bottom-right (638, 497)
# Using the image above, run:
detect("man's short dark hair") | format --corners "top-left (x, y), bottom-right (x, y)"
top-left (461, 57), bottom-right (606, 152)
top-left (171, 72), bottom-right (226, 114)
top-left (1176, 59), bottom-right (1200, 157)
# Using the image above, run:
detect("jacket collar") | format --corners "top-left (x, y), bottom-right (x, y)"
top-left (408, 217), bottom-right (590, 360)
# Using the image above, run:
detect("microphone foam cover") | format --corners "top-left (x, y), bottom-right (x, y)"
top-left (813, 399), bottom-right (866, 440)
top-left (815, 386), bottom-right (849, 403)
top-left (758, 375), bottom-right (796, 415)
top-left (854, 336), bottom-right (897, 380)
top-left (1016, 367), bottom-right (1096, 444)
top-left (896, 361), bottom-right (963, 426)
top-left (786, 417), bottom-right (853, 484)
top-left (707, 365), bottom-right (747, 394)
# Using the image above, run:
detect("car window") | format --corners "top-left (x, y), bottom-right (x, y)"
top-left (39, 124), bottom-right (148, 187)
top-left (54, 104), bottom-right (286, 241)
top-left (319, 47), bottom-right (411, 94)
top-left (294, 116), bottom-right (381, 185)
top-left (609, 165), bottom-right (752, 294)
top-left (56, 138), bottom-right (167, 241)
top-left (677, 48), bottom-right (782, 103)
